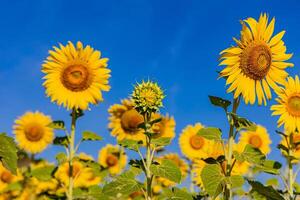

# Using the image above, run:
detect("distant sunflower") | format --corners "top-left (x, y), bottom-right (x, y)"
top-left (220, 13), bottom-right (293, 105)
top-left (108, 99), bottom-right (146, 143)
top-left (271, 76), bottom-right (300, 133)
top-left (156, 153), bottom-right (188, 187)
top-left (151, 113), bottom-right (176, 140)
top-left (0, 164), bottom-right (22, 192)
top-left (42, 41), bottom-right (110, 110)
top-left (179, 123), bottom-right (211, 160)
top-left (13, 111), bottom-right (54, 154)
top-left (232, 144), bottom-right (250, 175)
top-left (192, 159), bottom-right (206, 188)
top-left (98, 144), bottom-right (127, 175)
top-left (237, 125), bottom-right (271, 155)
top-left (30, 177), bottom-right (58, 195)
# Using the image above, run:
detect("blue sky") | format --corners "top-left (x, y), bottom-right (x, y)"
top-left (1, 0), bottom-right (300, 179)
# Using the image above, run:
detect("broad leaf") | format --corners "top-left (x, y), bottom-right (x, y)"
top-left (82, 131), bottom-right (103, 141)
top-left (242, 144), bottom-right (265, 164)
top-left (29, 165), bottom-right (56, 181)
top-left (118, 139), bottom-right (142, 152)
top-left (228, 175), bottom-right (244, 188)
top-left (151, 159), bottom-right (181, 183)
top-left (254, 160), bottom-right (282, 175)
top-left (248, 180), bottom-right (284, 200)
top-left (0, 133), bottom-right (18, 174)
top-left (48, 120), bottom-right (65, 130)
top-left (229, 113), bottom-right (256, 132)
top-left (209, 96), bottom-right (231, 110)
top-left (53, 136), bottom-right (69, 147)
top-left (161, 187), bottom-right (193, 200)
top-left (152, 137), bottom-right (172, 146)
top-left (201, 164), bottom-right (224, 199)
top-left (197, 127), bottom-right (222, 141)
top-left (55, 152), bottom-right (67, 165)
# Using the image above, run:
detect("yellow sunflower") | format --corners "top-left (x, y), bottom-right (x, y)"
top-left (42, 41), bottom-right (111, 110)
top-left (151, 113), bottom-right (176, 140)
top-left (55, 161), bottom-right (101, 188)
top-left (179, 123), bottom-right (212, 160)
top-left (98, 144), bottom-right (127, 175)
top-left (237, 125), bottom-right (271, 155)
top-left (280, 132), bottom-right (300, 159)
top-left (13, 111), bottom-right (54, 154)
top-left (0, 164), bottom-right (23, 193)
top-left (108, 99), bottom-right (146, 143)
top-left (155, 153), bottom-right (188, 187)
top-left (29, 177), bottom-right (58, 195)
top-left (271, 76), bottom-right (300, 133)
top-left (232, 143), bottom-right (250, 175)
top-left (220, 13), bottom-right (293, 105)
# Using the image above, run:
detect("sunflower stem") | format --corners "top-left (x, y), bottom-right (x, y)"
top-left (144, 112), bottom-right (153, 200)
top-left (288, 134), bottom-right (294, 200)
top-left (68, 108), bottom-right (77, 200)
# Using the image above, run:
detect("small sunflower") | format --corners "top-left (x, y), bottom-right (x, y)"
top-left (98, 144), bottom-right (127, 175)
top-left (151, 113), bottom-right (176, 140)
top-left (179, 123), bottom-right (212, 160)
top-left (271, 76), bottom-right (300, 133)
top-left (0, 164), bottom-right (23, 193)
top-left (55, 161), bottom-right (100, 188)
top-left (13, 111), bottom-right (54, 154)
top-left (131, 80), bottom-right (164, 114)
top-left (108, 99), bottom-right (146, 143)
top-left (29, 177), bottom-right (58, 195)
top-left (237, 125), bottom-right (271, 155)
top-left (232, 144), bottom-right (250, 175)
top-left (220, 13), bottom-right (293, 105)
top-left (155, 153), bottom-right (188, 187)
top-left (42, 41), bottom-right (111, 110)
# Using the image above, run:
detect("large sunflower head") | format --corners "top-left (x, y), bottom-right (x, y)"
top-left (108, 99), bottom-right (146, 143)
top-left (131, 80), bottom-right (164, 114)
top-left (220, 13), bottom-right (293, 105)
top-left (42, 41), bottom-right (111, 110)
top-left (13, 111), bottom-right (54, 154)
top-left (237, 125), bottom-right (271, 155)
top-left (155, 153), bottom-right (188, 187)
top-left (98, 144), bottom-right (127, 176)
top-left (271, 76), bottom-right (300, 133)
top-left (179, 123), bottom-right (212, 160)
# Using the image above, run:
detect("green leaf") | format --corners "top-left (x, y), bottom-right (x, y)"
top-left (152, 137), bottom-right (172, 146)
top-left (277, 144), bottom-right (289, 153)
top-left (29, 165), bottom-right (56, 181)
top-left (197, 127), bottom-right (222, 140)
top-left (254, 160), bottom-right (282, 175)
top-left (248, 180), bottom-right (284, 200)
top-left (48, 120), bottom-right (65, 130)
top-left (161, 187), bottom-right (193, 200)
top-left (266, 178), bottom-right (279, 187)
top-left (150, 117), bottom-right (162, 125)
top-left (229, 113), bottom-right (256, 132)
top-left (53, 136), bottom-right (69, 147)
top-left (294, 182), bottom-right (300, 193)
top-left (0, 133), bottom-right (18, 174)
top-left (118, 139), bottom-right (142, 152)
top-left (241, 144), bottom-right (265, 164)
top-left (151, 159), bottom-right (181, 183)
top-left (82, 131), bottom-right (103, 141)
top-left (200, 164), bottom-right (224, 199)
top-left (228, 175), bottom-right (244, 189)
top-left (3, 182), bottom-right (22, 192)
top-left (129, 159), bottom-right (145, 171)
top-left (209, 96), bottom-right (231, 110)
top-left (55, 152), bottom-right (67, 165)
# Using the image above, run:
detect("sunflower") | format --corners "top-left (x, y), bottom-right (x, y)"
top-left (0, 164), bottom-right (23, 193)
top-left (155, 153), bottom-right (188, 187)
top-left (237, 125), bottom-right (271, 155)
top-left (98, 144), bottom-right (127, 175)
top-left (13, 111), bottom-right (54, 154)
top-left (231, 144), bottom-right (250, 175)
top-left (179, 123), bottom-right (212, 160)
top-left (55, 161), bottom-right (101, 188)
top-left (280, 132), bottom-right (300, 159)
top-left (29, 177), bottom-right (58, 195)
top-left (108, 99), bottom-right (146, 143)
top-left (42, 41), bottom-right (111, 110)
top-left (271, 76), bottom-right (300, 133)
top-left (220, 13), bottom-right (293, 105)
top-left (151, 113), bottom-right (176, 140)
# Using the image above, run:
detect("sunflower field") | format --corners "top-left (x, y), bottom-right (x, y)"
top-left (2, 2), bottom-right (300, 200)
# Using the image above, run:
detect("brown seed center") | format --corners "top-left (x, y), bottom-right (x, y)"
top-left (106, 154), bottom-right (118, 167)
top-left (25, 124), bottom-right (44, 142)
top-left (240, 43), bottom-right (272, 80)
top-left (0, 171), bottom-right (13, 183)
top-left (121, 109), bottom-right (144, 132)
top-left (248, 135), bottom-right (262, 148)
top-left (287, 95), bottom-right (300, 117)
top-left (61, 65), bottom-right (91, 92)
top-left (189, 135), bottom-right (205, 150)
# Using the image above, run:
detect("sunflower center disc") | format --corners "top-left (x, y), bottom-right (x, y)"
top-left (25, 124), bottom-right (44, 142)
top-left (189, 135), bottom-right (204, 150)
top-left (240, 43), bottom-right (272, 80)
top-left (0, 171), bottom-right (13, 183)
top-left (248, 135), bottom-right (262, 148)
top-left (121, 109), bottom-right (144, 132)
top-left (288, 95), bottom-right (300, 117)
top-left (106, 154), bottom-right (118, 167)
top-left (62, 65), bottom-right (90, 92)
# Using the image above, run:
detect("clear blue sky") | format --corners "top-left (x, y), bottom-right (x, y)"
top-left (1, 0), bottom-right (300, 173)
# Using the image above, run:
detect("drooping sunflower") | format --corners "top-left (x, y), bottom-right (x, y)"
top-left (42, 41), bottom-right (111, 110)
top-left (98, 144), bottom-right (127, 175)
top-left (237, 125), bottom-right (271, 155)
top-left (13, 111), bottom-right (54, 154)
top-left (220, 13), bottom-right (293, 105)
top-left (108, 99), bottom-right (146, 143)
top-left (151, 113), bottom-right (176, 140)
top-left (271, 76), bottom-right (300, 133)
top-left (179, 123), bottom-right (212, 160)
top-left (55, 161), bottom-right (101, 188)
top-left (155, 153), bottom-right (188, 187)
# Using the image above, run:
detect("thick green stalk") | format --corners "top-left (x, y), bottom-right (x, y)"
top-left (68, 108), bottom-right (77, 200)
top-left (288, 134), bottom-right (294, 200)
top-left (144, 113), bottom-right (153, 200)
